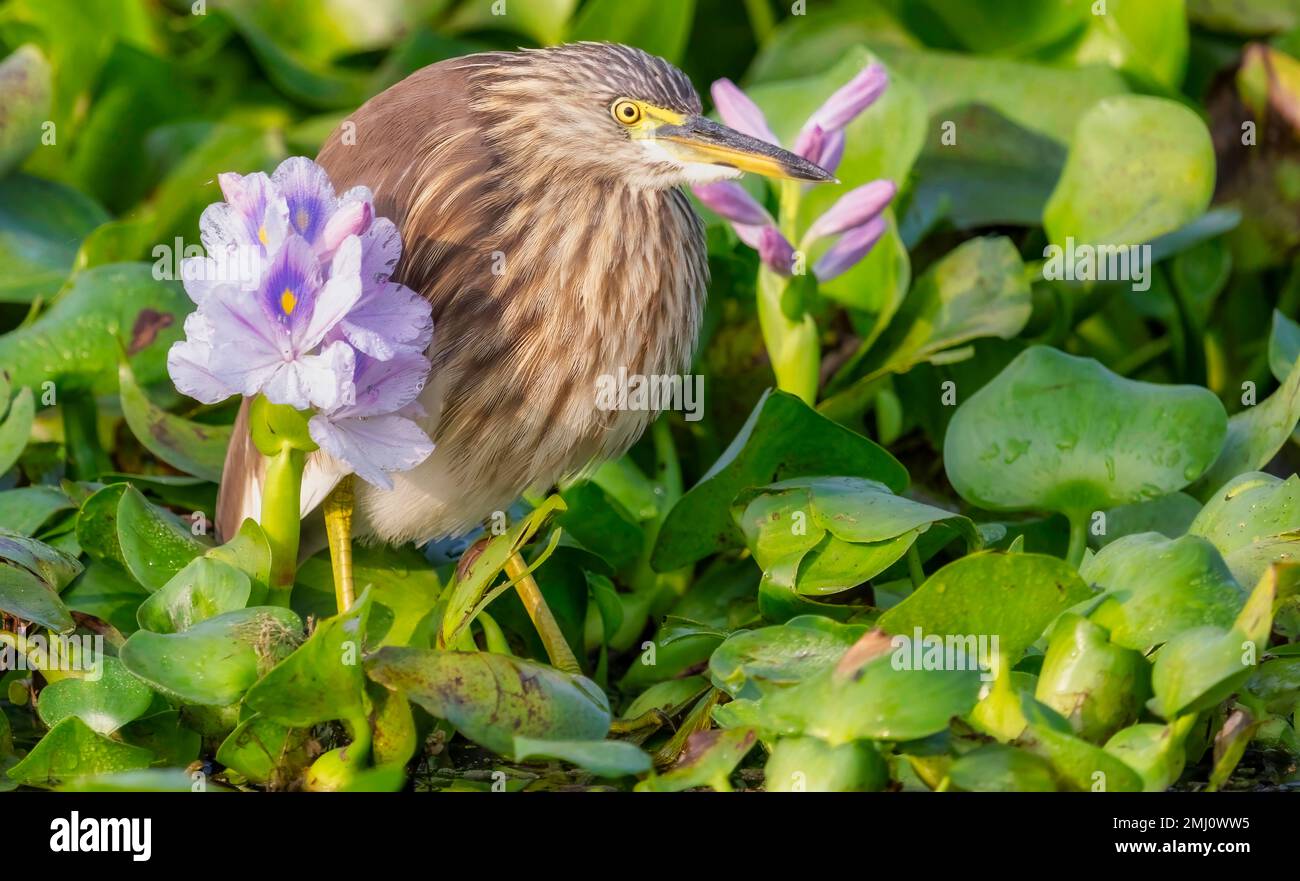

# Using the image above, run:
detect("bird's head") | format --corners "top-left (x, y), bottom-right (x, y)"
top-left (470, 42), bottom-right (834, 189)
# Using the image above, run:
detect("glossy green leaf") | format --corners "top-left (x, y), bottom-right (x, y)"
top-left (513, 737), bottom-right (652, 778)
top-left (944, 346), bottom-right (1227, 518)
top-left (878, 552), bottom-right (1095, 665)
top-left (120, 607), bottom-right (302, 707)
top-left (244, 589), bottom-right (372, 730)
top-left (136, 557), bottom-right (252, 634)
top-left (709, 615), bottom-right (867, 700)
top-left (36, 656), bottom-right (153, 735)
top-left (654, 390), bottom-right (907, 571)
top-left (1017, 695), bottom-right (1144, 792)
top-left (1081, 533), bottom-right (1246, 650)
top-left (0, 485), bottom-right (74, 536)
top-left (118, 361), bottom-right (229, 482)
top-left (1104, 716), bottom-right (1197, 791)
top-left (294, 543), bottom-right (439, 648)
top-left (366, 647), bottom-right (611, 757)
top-left (635, 727), bottom-right (757, 792)
top-left (1188, 472), bottom-right (1300, 587)
top-left (0, 263), bottom-right (189, 392)
top-left (1044, 96), bottom-right (1214, 249)
top-left (116, 485), bottom-right (206, 592)
top-left (764, 736), bottom-right (888, 792)
top-left (0, 557), bottom-right (76, 632)
top-left (1192, 356), bottom-right (1300, 500)
top-left (1034, 614), bottom-right (1150, 743)
top-left (920, 0), bottom-right (1090, 56)
top-left (5, 716), bottom-right (152, 788)
top-left (0, 387), bottom-right (34, 476)
top-left (947, 744), bottom-right (1058, 792)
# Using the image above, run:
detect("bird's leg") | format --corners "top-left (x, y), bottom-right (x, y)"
top-left (503, 552), bottom-right (582, 676)
top-left (323, 475), bottom-right (356, 614)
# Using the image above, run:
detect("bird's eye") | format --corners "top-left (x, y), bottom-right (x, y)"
top-left (611, 99), bottom-right (642, 125)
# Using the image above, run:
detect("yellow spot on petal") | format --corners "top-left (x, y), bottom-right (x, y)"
top-left (296, 209), bottom-right (310, 231)
top-left (280, 288), bottom-right (297, 315)
top-left (258, 225), bottom-right (268, 245)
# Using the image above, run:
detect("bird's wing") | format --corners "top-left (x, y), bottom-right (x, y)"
top-left (216, 58), bottom-right (500, 542)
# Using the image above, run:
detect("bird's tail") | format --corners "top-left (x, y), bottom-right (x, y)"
top-left (215, 399), bottom-right (264, 542)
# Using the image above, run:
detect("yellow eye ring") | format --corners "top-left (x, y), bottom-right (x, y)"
top-left (611, 99), bottom-right (642, 125)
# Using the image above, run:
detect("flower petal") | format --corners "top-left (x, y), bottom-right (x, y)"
top-left (805, 180), bottom-right (896, 243)
top-left (295, 235), bottom-right (363, 352)
top-left (759, 227), bottom-right (795, 276)
top-left (339, 280), bottom-right (433, 360)
top-left (308, 413), bottom-right (434, 490)
top-left (272, 156), bottom-right (337, 244)
top-left (340, 350), bottom-right (431, 418)
top-left (260, 339), bottom-right (356, 411)
top-left (692, 181), bottom-right (771, 226)
top-left (711, 78), bottom-right (780, 145)
top-left (167, 313), bottom-right (237, 404)
top-left (318, 199), bottom-right (372, 263)
top-left (814, 215), bottom-right (888, 282)
top-left (803, 63), bottom-right (888, 134)
top-left (360, 216), bottom-right (402, 285)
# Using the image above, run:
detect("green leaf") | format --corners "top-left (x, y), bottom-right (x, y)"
top-left (0, 528), bottom-right (81, 590)
top-left (733, 476), bottom-right (980, 595)
top-left (244, 589), bottom-right (372, 730)
top-left (1268, 310), bottom-right (1300, 384)
top-left (919, 0), bottom-right (1090, 55)
top-left (61, 563), bottom-right (149, 635)
top-left (36, 656), bottom-right (153, 735)
top-left (825, 236), bottom-right (1032, 409)
top-left (294, 543), bottom-right (439, 648)
top-left (215, 713), bottom-right (309, 787)
top-left (635, 727), bottom-right (757, 792)
top-left (1017, 695), bottom-right (1144, 792)
top-left (118, 361), bottom-right (229, 482)
top-left (727, 631), bottom-right (982, 744)
top-left (449, 0), bottom-right (575, 44)
top-left (1188, 472), bottom-right (1300, 587)
top-left (120, 607), bottom-right (302, 707)
top-left (1148, 565), bottom-right (1279, 719)
top-left (654, 390), bottom-right (908, 571)
top-left (1104, 716), bottom-right (1197, 791)
top-left (0, 387), bottom-right (34, 476)
top-left (0, 485), bottom-right (74, 536)
top-left (1033, 613), bottom-right (1151, 743)
top-left (878, 552), bottom-right (1095, 665)
top-left (5, 716), bottom-right (152, 789)
top-left (567, 0), bottom-right (695, 63)
top-left (136, 557), bottom-right (253, 634)
top-left (943, 346), bottom-right (1227, 519)
top-left (709, 615), bottom-right (868, 700)
top-left (1191, 356), bottom-right (1300, 500)
top-left (1044, 96), bottom-right (1215, 249)
top-left (366, 647), bottom-right (611, 758)
top-left (1048, 0), bottom-right (1189, 88)
top-left (437, 496), bottom-right (565, 649)
top-left (115, 485), bottom-right (206, 592)
top-left (947, 744), bottom-right (1058, 792)
top-left (0, 558), bottom-right (76, 633)
top-left (1095, 492), bottom-right (1202, 549)
top-left (0, 263), bottom-right (189, 392)
top-left (906, 104), bottom-right (1068, 230)
top-left (1080, 533), bottom-right (1246, 650)
top-left (764, 735), bottom-right (888, 792)
top-left (0, 175), bottom-right (110, 305)
top-left (513, 737), bottom-right (652, 778)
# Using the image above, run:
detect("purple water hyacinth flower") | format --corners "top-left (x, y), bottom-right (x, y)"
top-left (309, 350), bottom-right (435, 489)
top-left (693, 63), bottom-right (894, 283)
top-left (805, 180), bottom-right (897, 243)
top-left (184, 235), bottom-right (363, 411)
top-left (759, 227), bottom-right (796, 276)
top-left (814, 215), bottom-right (888, 282)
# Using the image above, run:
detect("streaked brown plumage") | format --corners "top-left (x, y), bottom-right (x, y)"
top-left (216, 43), bottom-right (829, 546)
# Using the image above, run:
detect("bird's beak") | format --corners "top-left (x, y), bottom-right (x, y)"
top-left (655, 115), bottom-right (836, 183)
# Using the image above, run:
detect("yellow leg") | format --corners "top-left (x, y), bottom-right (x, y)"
top-left (504, 552), bottom-right (582, 676)
top-left (323, 475), bottom-right (356, 614)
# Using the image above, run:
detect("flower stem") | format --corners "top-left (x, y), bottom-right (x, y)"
top-left (757, 267), bottom-right (820, 403)
top-left (261, 445), bottom-right (304, 606)
top-left (1066, 513), bottom-right (1088, 569)
top-left (323, 475), bottom-right (355, 614)
top-left (906, 544), bottom-right (926, 588)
